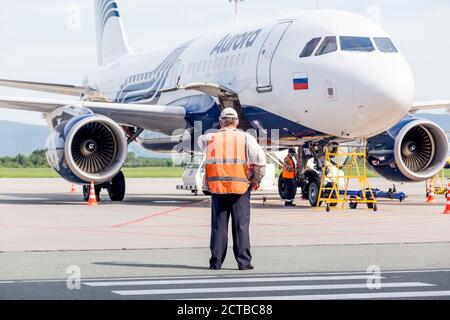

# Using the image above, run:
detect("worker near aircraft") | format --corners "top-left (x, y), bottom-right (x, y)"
top-left (199, 108), bottom-right (266, 271)
top-left (282, 148), bottom-right (298, 207)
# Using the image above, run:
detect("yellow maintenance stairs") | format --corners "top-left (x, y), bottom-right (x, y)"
top-left (317, 144), bottom-right (378, 212)
top-left (429, 169), bottom-right (449, 198)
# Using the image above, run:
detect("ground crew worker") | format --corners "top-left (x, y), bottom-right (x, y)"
top-left (199, 108), bottom-right (266, 271)
top-left (282, 148), bottom-right (297, 207)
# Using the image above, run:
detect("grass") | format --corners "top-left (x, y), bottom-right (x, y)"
top-left (443, 169), bottom-right (450, 178)
top-left (0, 167), bottom-right (184, 178)
top-left (0, 167), bottom-right (448, 179)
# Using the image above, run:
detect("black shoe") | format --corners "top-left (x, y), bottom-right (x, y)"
top-left (209, 265), bottom-right (221, 270)
top-left (285, 202), bottom-right (296, 207)
top-left (238, 264), bottom-right (254, 271)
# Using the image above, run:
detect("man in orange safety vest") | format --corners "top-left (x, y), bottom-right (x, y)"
top-left (282, 148), bottom-right (298, 207)
top-left (199, 108), bottom-right (266, 270)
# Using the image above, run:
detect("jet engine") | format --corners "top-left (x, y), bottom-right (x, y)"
top-left (45, 113), bottom-right (128, 184)
top-left (367, 116), bottom-right (449, 182)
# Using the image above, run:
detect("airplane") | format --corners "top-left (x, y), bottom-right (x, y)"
top-left (0, 0), bottom-right (449, 206)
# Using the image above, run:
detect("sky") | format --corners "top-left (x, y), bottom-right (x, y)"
top-left (0, 0), bottom-right (449, 125)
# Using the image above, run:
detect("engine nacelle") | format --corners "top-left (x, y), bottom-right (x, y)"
top-left (367, 116), bottom-right (449, 182)
top-left (46, 113), bottom-right (128, 184)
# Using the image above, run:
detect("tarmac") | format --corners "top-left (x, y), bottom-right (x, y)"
top-left (1, 177), bottom-right (450, 299)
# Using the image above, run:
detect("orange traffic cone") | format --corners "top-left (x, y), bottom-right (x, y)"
top-left (70, 184), bottom-right (77, 193)
top-left (443, 183), bottom-right (450, 215)
top-left (427, 179), bottom-right (436, 203)
top-left (87, 181), bottom-right (98, 206)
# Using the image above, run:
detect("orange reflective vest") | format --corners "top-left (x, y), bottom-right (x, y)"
top-left (282, 156), bottom-right (295, 179)
top-left (205, 129), bottom-right (249, 194)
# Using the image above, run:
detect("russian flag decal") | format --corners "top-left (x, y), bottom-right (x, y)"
top-left (293, 73), bottom-right (309, 90)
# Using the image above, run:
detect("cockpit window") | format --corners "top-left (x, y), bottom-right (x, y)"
top-left (315, 36), bottom-right (337, 56)
top-left (300, 37), bottom-right (321, 58)
top-left (340, 36), bottom-right (375, 52)
top-left (374, 37), bottom-right (398, 53)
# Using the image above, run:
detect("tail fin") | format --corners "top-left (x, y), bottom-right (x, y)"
top-left (94, 0), bottom-right (131, 65)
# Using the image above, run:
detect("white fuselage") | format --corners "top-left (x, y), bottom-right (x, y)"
top-left (87, 10), bottom-right (415, 140)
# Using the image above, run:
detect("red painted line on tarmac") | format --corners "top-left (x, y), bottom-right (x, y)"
top-left (111, 200), bottom-right (209, 228)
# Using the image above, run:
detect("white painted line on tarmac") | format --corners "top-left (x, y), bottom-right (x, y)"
top-left (211, 290), bottom-right (450, 300)
top-left (84, 275), bottom-right (385, 287)
top-left (112, 282), bottom-right (432, 296)
top-left (4, 268), bottom-right (450, 285)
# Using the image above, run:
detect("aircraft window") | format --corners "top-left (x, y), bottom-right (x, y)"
top-left (224, 56), bottom-right (229, 68)
top-left (315, 36), bottom-right (337, 56)
top-left (214, 58), bottom-right (218, 70)
top-left (192, 63), bottom-right (197, 73)
top-left (197, 62), bottom-right (201, 73)
top-left (203, 60), bottom-right (207, 72)
top-left (242, 52), bottom-right (247, 64)
top-left (300, 37), bottom-right (321, 57)
top-left (219, 57), bottom-right (224, 69)
top-left (340, 36), bottom-right (375, 52)
top-left (236, 54), bottom-right (241, 66)
top-left (231, 55), bottom-right (236, 67)
top-left (374, 37), bottom-right (398, 53)
top-left (187, 63), bottom-right (192, 74)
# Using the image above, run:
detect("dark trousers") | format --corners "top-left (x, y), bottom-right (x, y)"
top-left (285, 178), bottom-right (296, 202)
top-left (210, 191), bottom-right (251, 268)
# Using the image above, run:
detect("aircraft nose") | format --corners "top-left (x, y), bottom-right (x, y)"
top-left (352, 57), bottom-right (415, 135)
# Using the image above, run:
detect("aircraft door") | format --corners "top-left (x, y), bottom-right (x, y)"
top-left (168, 59), bottom-right (181, 88)
top-left (256, 21), bottom-right (293, 92)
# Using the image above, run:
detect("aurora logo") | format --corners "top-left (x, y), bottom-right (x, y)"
top-left (210, 29), bottom-right (263, 55)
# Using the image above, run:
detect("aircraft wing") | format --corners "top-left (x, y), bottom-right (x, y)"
top-left (0, 96), bottom-right (187, 131)
top-left (410, 100), bottom-right (450, 114)
top-left (0, 79), bottom-right (91, 96)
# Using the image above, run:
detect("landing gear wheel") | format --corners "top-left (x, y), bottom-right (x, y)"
top-left (349, 196), bottom-right (358, 210)
top-left (372, 203), bottom-right (378, 212)
top-left (308, 180), bottom-right (322, 208)
top-left (202, 190), bottom-right (211, 196)
top-left (83, 184), bottom-right (101, 202)
top-left (108, 171), bottom-right (126, 202)
top-left (278, 175), bottom-right (297, 201)
top-left (326, 203), bottom-right (331, 212)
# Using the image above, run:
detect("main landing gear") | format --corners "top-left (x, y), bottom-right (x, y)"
top-left (82, 171), bottom-right (126, 202)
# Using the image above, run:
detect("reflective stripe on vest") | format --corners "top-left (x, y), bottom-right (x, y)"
top-left (282, 156), bottom-right (295, 179)
top-left (206, 130), bottom-right (249, 194)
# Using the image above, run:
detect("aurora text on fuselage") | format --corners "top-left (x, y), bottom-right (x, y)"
top-left (210, 29), bottom-right (263, 55)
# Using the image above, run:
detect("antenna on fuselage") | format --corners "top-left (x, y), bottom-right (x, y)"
top-left (229, 0), bottom-right (244, 27)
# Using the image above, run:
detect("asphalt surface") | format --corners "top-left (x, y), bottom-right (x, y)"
top-left (1, 178), bottom-right (450, 300)
top-left (1, 269), bottom-right (450, 300)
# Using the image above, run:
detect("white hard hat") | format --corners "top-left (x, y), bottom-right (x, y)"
top-left (220, 108), bottom-right (239, 119)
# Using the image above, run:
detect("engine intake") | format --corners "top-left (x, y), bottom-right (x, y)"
top-left (367, 116), bottom-right (448, 182)
top-left (46, 114), bottom-right (127, 184)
